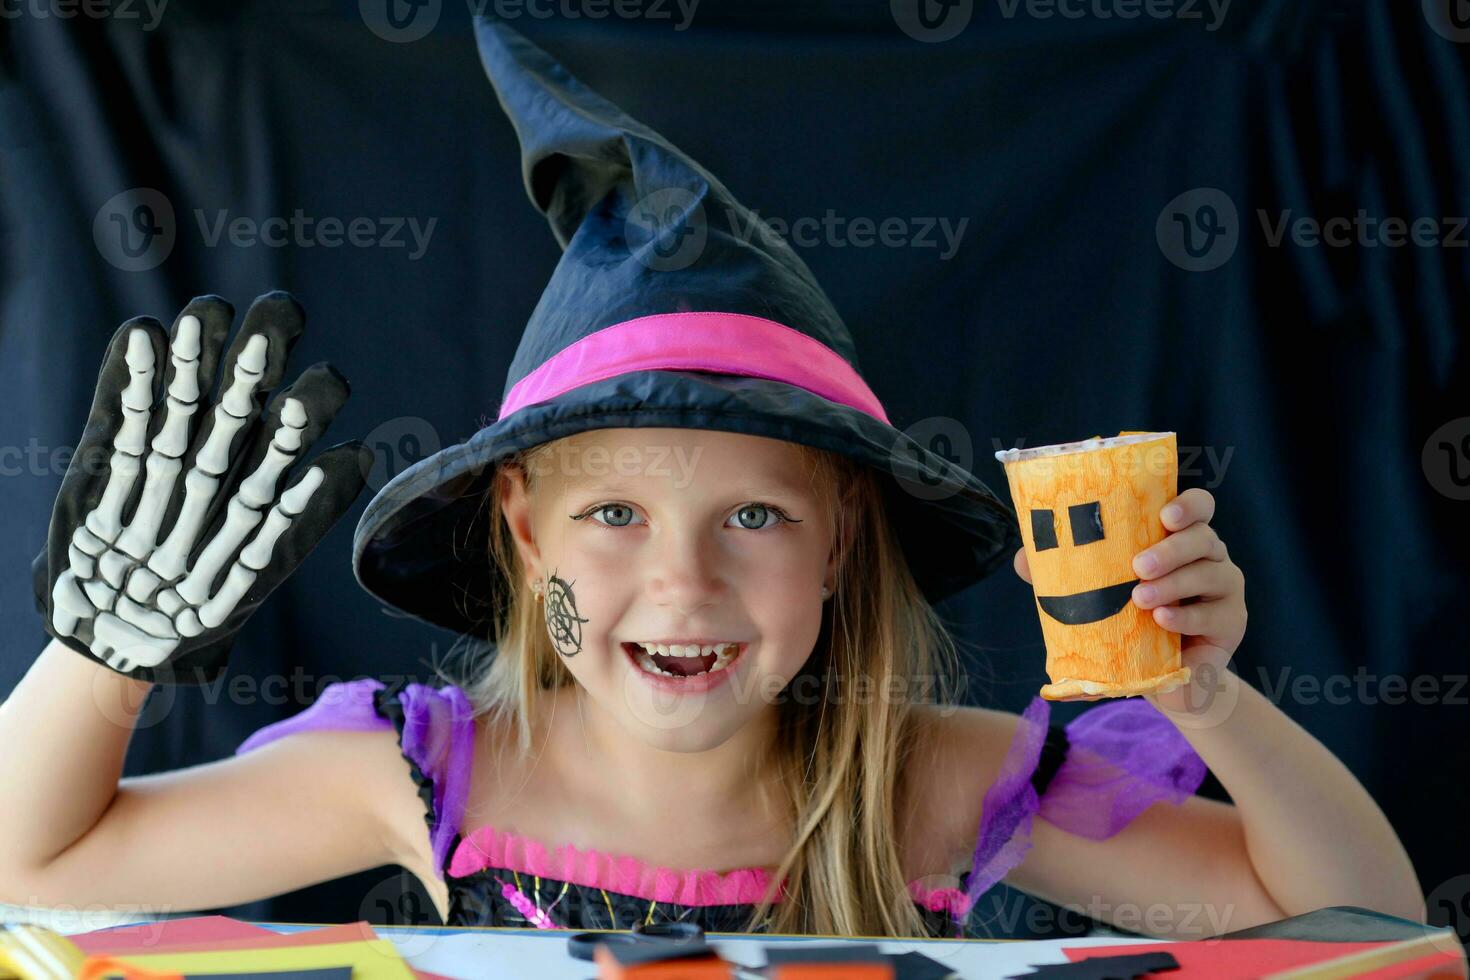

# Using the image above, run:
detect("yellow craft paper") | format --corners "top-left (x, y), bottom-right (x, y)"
top-left (82, 937), bottom-right (415, 979)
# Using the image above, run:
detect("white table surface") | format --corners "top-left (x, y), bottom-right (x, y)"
top-left (260, 921), bottom-right (1171, 979)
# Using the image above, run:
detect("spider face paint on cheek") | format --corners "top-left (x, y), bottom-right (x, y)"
top-left (543, 569), bottom-right (590, 657)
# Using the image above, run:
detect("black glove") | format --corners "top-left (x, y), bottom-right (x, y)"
top-left (32, 291), bottom-right (373, 685)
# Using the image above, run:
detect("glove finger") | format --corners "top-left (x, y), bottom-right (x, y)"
top-left (170, 361), bottom-right (351, 613)
top-left (167, 295), bottom-right (236, 409)
top-left (113, 296), bottom-right (236, 561)
top-left (223, 360), bottom-right (354, 529)
top-left (214, 290), bottom-right (306, 406)
top-left (184, 440), bottom-right (373, 642)
top-left (41, 316), bottom-right (169, 654)
top-left (149, 291), bottom-right (305, 582)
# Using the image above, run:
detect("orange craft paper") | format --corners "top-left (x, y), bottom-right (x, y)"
top-left (996, 431), bottom-right (1191, 700)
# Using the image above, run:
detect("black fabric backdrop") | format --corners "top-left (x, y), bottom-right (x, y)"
top-left (1, 0), bottom-right (1465, 939)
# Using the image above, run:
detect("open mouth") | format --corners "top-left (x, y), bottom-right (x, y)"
top-left (620, 641), bottom-right (745, 679)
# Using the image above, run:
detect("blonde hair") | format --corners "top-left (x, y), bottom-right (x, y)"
top-left (458, 432), bottom-right (963, 936)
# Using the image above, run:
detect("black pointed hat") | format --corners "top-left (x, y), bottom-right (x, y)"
top-left (351, 17), bottom-right (1019, 635)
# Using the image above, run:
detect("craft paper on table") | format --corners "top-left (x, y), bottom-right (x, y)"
top-left (1061, 934), bottom-right (1467, 978)
top-left (69, 915), bottom-right (276, 954)
top-left (62, 918), bottom-right (451, 980)
top-left (995, 431), bottom-right (1191, 700)
top-left (74, 936), bottom-right (416, 979)
top-left (82, 921), bottom-right (381, 956)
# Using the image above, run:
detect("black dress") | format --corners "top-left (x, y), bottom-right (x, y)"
top-left (234, 676), bottom-right (1207, 939)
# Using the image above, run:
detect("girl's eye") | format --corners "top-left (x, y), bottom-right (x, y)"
top-left (727, 503), bottom-right (792, 531)
top-left (582, 503), bottom-right (645, 528)
top-left (571, 502), bottom-right (797, 531)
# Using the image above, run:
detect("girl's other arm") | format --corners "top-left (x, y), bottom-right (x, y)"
top-left (906, 703), bottom-right (1288, 939)
top-left (911, 696), bottom-right (1423, 940)
top-left (0, 639), bottom-right (441, 919)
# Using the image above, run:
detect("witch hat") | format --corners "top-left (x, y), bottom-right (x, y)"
top-left (351, 17), bottom-right (1019, 636)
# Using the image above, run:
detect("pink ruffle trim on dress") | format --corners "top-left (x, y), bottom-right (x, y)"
top-left (451, 823), bottom-right (984, 914)
top-left (449, 823), bottom-right (784, 907)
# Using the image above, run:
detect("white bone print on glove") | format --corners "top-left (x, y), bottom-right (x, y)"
top-left (35, 292), bottom-right (370, 683)
top-left (50, 321), bottom-right (325, 672)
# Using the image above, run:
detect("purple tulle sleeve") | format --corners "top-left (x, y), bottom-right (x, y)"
top-left (959, 695), bottom-right (1208, 924)
top-left (234, 677), bottom-right (476, 878)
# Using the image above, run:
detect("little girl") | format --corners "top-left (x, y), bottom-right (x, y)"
top-left (2, 17), bottom-right (1422, 943)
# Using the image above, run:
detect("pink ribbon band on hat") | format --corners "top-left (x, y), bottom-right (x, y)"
top-left (496, 311), bottom-right (891, 425)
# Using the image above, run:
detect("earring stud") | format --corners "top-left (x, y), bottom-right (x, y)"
top-left (821, 585), bottom-right (832, 599)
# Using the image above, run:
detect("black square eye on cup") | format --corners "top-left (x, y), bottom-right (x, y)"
top-left (1030, 508), bottom-right (1058, 550)
top-left (1069, 500), bottom-right (1105, 545)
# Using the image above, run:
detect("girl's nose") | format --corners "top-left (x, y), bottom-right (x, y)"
top-left (648, 529), bottom-right (726, 614)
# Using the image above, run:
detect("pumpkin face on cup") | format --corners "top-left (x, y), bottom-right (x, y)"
top-left (995, 431), bottom-right (1193, 700)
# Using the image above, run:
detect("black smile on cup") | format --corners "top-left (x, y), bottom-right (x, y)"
top-left (1036, 579), bottom-right (1141, 626)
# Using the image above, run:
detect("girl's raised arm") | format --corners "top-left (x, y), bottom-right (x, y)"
top-left (1, 290), bottom-right (415, 917)
top-left (0, 638), bottom-right (434, 918)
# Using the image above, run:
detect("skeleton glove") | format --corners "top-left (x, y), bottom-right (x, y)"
top-left (32, 292), bottom-right (373, 685)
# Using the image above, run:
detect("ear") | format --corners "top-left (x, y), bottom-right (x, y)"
top-left (499, 463), bottom-right (543, 586)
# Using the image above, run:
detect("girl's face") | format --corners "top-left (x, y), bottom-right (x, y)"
top-left (501, 427), bottom-right (836, 752)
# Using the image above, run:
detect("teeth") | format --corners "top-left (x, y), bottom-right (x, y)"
top-left (630, 641), bottom-right (742, 677)
top-left (633, 641), bottom-right (737, 658)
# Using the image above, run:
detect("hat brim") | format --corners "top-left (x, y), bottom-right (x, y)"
top-left (352, 369), bottom-right (1020, 636)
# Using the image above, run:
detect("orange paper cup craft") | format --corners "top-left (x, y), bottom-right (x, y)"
top-left (995, 431), bottom-right (1192, 701)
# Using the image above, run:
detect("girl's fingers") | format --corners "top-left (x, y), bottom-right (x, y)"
top-left (1013, 546), bottom-right (1032, 584)
top-left (1162, 487), bottom-right (1215, 530)
top-left (1151, 595), bottom-right (1238, 636)
top-left (1134, 521), bottom-right (1227, 579)
top-left (1132, 558), bottom-right (1241, 608)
